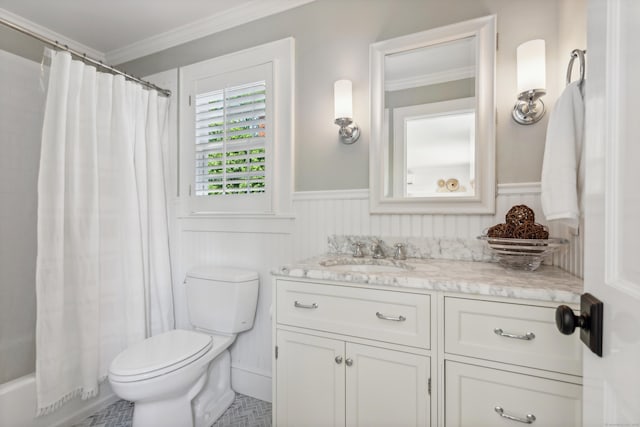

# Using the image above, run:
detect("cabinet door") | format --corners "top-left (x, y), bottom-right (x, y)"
top-left (345, 343), bottom-right (430, 427)
top-left (276, 330), bottom-right (345, 427)
top-left (445, 361), bottom-right (581, 427)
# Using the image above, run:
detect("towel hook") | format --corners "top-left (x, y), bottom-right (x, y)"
top-left (566, 49), bottom-right (586, 88)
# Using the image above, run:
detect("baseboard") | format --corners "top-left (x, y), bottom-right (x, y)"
top-left (231, 365), bottom-right (272, 403)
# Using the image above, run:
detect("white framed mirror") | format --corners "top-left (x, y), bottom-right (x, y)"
top-left (370, 15), bottom-right (496, 214)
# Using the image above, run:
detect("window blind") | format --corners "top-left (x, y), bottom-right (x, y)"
top-left (194, 80), bottom-right (267, 196)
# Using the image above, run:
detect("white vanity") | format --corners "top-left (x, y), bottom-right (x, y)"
top-left (271, 253), bottom-right (583, 426)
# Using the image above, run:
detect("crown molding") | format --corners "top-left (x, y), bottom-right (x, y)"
top-left (385, 66), bottom-right (475, 92)
top-left (0, 7), bottom-right (105, 61)
top-left (106, 0), bottom-right (315, 65)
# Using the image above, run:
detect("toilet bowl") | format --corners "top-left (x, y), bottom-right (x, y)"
top-left (108, 266), bottom-right (259, 427)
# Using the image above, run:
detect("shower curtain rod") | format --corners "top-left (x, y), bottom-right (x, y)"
top-left (0, 16), bottom-right (171, 97)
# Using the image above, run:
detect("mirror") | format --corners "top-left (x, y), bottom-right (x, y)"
top-left (370, 15), bottom-right (496, 214)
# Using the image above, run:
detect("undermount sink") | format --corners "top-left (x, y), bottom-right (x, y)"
top-left (319, 258), bottom-right (414, 273)
top-left (326, 264), bottom-right (410, 273)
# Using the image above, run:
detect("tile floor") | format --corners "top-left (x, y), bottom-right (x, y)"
top-left (72, 393), bottom-right (271, 427)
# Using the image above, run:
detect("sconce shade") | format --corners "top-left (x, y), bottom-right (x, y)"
top-left (513, 39), bottom-right (546, 125)
top-left (334, 79), bottom-right (353, 119)
top-left (333, 79), bottom-right (360, 143)
top-left (516, 39), bottom-right (546, 92)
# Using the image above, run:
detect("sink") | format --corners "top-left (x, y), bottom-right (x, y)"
top-left (319, 258), bottom-right (414, 273)
top-left (326, 264), bottom-right (409, 273)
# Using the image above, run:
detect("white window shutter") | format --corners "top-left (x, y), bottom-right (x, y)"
top-left (194, 80), bottom-right (267, 197)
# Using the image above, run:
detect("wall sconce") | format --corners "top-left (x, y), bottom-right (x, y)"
top-left (334, 79), bottom-right (360, 144)
top-left (512, 39), bottom-right (546, 125)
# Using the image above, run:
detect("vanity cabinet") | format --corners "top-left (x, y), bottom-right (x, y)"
top-left (276, 330), bottom-right (430, 427)
top-left (275, 331), bottom-right (345, 427)
top-left (442, 295), bottom-right (583, 426)
top-left (273, 279), bottom-right (432, 427)
top-left (272, 277), bottom-right (582, 427)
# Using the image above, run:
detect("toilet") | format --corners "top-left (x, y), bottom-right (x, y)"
top-left (108, 266), bottom-right (259, 427)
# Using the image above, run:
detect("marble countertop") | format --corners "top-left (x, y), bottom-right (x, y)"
top-left (272, 254), bottom-right (583, 304)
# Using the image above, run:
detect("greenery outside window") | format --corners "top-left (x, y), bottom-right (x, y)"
top-left (195, 81), bottom-right (267, 196)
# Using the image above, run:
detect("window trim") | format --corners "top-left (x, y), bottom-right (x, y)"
top-left (179, 37), bottom-right (294, 216)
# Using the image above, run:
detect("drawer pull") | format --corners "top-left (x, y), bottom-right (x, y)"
top-left (494, 328), bottom-right (535, 341)
top-left (494, 406), bottom-right (536, 424)
top-left (376, 312), bottom-right (406, 322)
top-left (294, 301), bottom-right (318, 309)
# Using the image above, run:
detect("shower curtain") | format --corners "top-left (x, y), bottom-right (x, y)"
top-left (35, 50), bottom-right (174, 415)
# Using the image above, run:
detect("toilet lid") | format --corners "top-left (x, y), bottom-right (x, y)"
top-left (109, 330), bottom-right (212, 382)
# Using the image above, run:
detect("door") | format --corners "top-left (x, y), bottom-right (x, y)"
top-left (345, 343), bottom-right (430, 427)
top-left (583, 0), bottom-right (640, 425)
top-left (275, 330), bottom-right (345, 427)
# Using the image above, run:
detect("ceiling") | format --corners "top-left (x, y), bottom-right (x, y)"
top-left (0, 0), bottom-right (312, 61)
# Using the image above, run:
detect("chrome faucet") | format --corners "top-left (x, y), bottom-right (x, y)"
top-left (352, 242), bottom-right (365, 258)
top-left (393, 243), bottom-right (407, 260)
top-left (371, 241), bottom-right (385, 259)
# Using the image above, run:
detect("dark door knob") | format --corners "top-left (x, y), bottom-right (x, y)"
top-left (555, 305), bottom-right (586, 335)
top-left (554, 293), bottom-right (603, 357)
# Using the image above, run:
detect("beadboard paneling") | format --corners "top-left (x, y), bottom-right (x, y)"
top-left (174, 222), bottom-right (293, 401)
top-left (292, 184), bottom-right (583, 277)
top-left (171, 182), bottom-right (582, 402)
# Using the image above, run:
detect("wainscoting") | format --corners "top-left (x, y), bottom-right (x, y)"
top-left (292, 184), bottom-right (583, 277)
top-left (172, 215), bottom-right (294, 402)
top-left (170, 182), bottom-right (583, 403)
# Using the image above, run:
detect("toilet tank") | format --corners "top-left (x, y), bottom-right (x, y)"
top-left (185, 266), bottom-right (259, 334)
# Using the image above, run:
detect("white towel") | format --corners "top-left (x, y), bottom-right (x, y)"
top-left (541, 81), bottom-right (585, 228)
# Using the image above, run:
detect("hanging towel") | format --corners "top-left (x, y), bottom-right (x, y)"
top-left (541, 81), bottom-right (585, 228)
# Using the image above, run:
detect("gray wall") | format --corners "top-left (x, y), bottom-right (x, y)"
top-left (119, 0), bottom-right (584, 191)
top-left (0, 49), bottom-right (44, 383)
top-left (2, 0), bottom-right (586, 191)
top-left (0, 25), bottom-right (45, 63)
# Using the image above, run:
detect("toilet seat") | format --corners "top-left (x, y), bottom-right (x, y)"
top-left (109, 329), bottom-right (213, 383)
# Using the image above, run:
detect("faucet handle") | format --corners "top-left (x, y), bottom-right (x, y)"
top-left (352, 242), bottom-right (365, 258)
top-left (393, 243), bottom-right (407, 260)
top-left (371, 240), bottom-right (385, 259)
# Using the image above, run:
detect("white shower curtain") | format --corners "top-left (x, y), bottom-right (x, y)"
top-left (35, 51), bottom-right (174, 415)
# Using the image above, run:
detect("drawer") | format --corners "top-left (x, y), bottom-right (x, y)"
top-left (444, 297), bottom-right (582, 375)
top-left (445, 361), bottom-right (581, 427)
top-left (276, 280), bottom-right (430, 348)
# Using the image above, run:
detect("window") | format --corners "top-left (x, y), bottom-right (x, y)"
top-left (180, 38), bottom-right (294, 214)
top-left (195, 78), bottom-right (268, 197)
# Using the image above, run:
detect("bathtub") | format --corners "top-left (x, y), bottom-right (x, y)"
top-left (0, 374), bottom-right (117, 427)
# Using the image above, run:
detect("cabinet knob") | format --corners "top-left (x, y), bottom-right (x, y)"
top-left (335, 355), bottom-right (343, 364)
top-left (345, 358), bottom-right (353, 367)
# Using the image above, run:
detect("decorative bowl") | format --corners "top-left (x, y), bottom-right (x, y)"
top-left (477, 235), bottom-right (569, 271)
